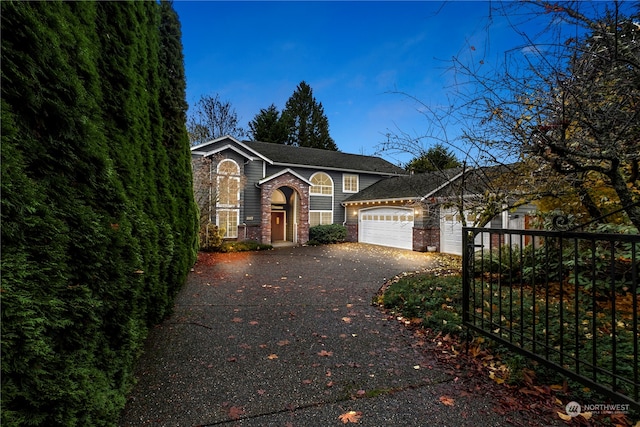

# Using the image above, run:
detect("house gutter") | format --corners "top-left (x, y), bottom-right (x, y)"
top-left (341, 197), bottom-right (420, 206)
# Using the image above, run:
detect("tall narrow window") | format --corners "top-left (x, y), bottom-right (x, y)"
top-left (216, 159), bottom-right (240, 238)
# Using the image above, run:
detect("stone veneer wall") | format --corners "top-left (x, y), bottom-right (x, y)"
top-left (237, 224), bottom-right (261, 242)
top-left (346, 223), bottom-right (358, 243)
top-left (413, 226), bottom-right (439, 252)
top-left (259, 173), bottom-right (310, 245)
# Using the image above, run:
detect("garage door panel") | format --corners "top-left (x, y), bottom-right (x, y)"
top-left (440, 207), bottom-right (490, 255)
top-left (359, 208), bottom-right (413, 250)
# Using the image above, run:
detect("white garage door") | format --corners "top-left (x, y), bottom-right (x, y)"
top-left (440, 207), bottom-right (464, 255)
top-left (440, 207), bottom-right (490, 255)
top-left (359, 207), bottom-right (414, 250)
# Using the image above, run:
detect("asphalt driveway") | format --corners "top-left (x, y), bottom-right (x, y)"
top-left (119, 243), bottom-right (560, 426)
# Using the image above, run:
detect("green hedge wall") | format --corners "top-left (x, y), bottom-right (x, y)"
top-left (0, 1), bottom-right (198, 425)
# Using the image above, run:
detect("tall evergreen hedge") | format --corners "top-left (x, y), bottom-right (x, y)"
top-left (0, 1), bottom-right (198, 425)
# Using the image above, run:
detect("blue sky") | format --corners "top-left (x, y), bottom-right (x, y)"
top-left (173, 1), bottom-right (557, 165)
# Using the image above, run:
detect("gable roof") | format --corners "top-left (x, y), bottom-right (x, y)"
top-left (244, 141), bottom-right (405, 175)
top-left (258, 168), bottom-right (313, 186)
top-left (343, 168), bottom-right (465, 204)
top-left (191, 136), bottom-right (405, 175)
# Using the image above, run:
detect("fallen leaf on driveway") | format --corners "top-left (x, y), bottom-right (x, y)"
top-left (228, 405), bottom-right (244, 420)
top-left (439, 395), bottom-right (455, 406)
top-left (277, 340), bottom-right (290, 346)
top-left (339, 410), bottom-right (362, 423)
top-left (342, 317), bottom-right (352, 323)
top-left (317, 350), bottom-right (333, 357)
top-left (232, 317), bottom-right (242, 323)
top-left (267, 353), bottom-right (278, 360)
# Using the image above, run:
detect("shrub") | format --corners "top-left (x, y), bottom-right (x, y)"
top-left (1, 2), bottom-right (198, 425)
top-left (473, 245), bottom-right (522, 280)
top-left (199, 223), bottom-right (225, 251)
top-left (308, 224), bottom-right (347, 245)
top-left (382, 273), bottom-right (464, 335)
top-left (218, 240), bottom-right (272, 252)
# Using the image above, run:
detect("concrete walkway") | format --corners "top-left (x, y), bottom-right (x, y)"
top-left (119, 244), bottom-right (559, 426)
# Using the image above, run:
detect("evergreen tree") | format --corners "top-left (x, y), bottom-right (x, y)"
top-left (248, 103), bottom-right (289, 143)
top-left (158, 0), bottom-right (199, 294)
top-left (405, 143), bottom-right (461, 173)
top-left (1, 1), bottom-right (197, 425)
top-left (282, 81), bottom-right (338, 150)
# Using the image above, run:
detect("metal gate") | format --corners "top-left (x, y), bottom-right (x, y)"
top-left (462, 227), bottom-right (639, 411)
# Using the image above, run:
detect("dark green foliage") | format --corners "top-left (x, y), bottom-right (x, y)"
top-left (382, 274), bottom-right (464, 335)
top-left (308, 224), bottom-right (347, 245)
top-left (218, 241), bottom-right (273, 253)
top-left (1, 1), bottom-right (197, 425)
top-left (405, 143), bottom-right (461, 173)
top-left (282, 81), bottom-right (338, 150)
top-left (248, 104), bottom-right (290, 143)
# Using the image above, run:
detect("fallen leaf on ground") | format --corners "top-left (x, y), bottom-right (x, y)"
top-left (339, 410), bottom-right (362, 424)
top-left (557, 411), bottom-right (572, 421)
top-left (232, 317), bottom-right (243, 323)
top-left (317, 350), bottom-right (333, 357)
top-left (228, 406), bottom-right (244, 420)
top-left (277, 340), bottom-right (290, 346)
top-left (579, 412), bottom-right (592, 420)
top-left (342, 317), bottom-right (352, 323)
top-left (267, 353), bottom-right (278, 360)
top-left (439, 396), bottom-right (455, 406)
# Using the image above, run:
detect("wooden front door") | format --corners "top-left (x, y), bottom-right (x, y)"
top-left (271, 212), bottom-right (285, 241)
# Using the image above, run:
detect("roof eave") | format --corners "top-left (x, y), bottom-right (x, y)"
top-left (342, 197), bottom-right (420, 206)
top-left (270, 161), bottom-right (405, 176)
top-left (258, 168), bottom-right (313, 186)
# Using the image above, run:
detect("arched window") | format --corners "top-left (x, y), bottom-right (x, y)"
top-left (310, 172), bottom-right (333, 195)
top-left (216, 159), bottom-right (240, 238)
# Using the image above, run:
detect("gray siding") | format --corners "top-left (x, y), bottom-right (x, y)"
top-left (310, 195), bottom-right (333, 211)
top-left (242, 159), bottom-right (265, 226)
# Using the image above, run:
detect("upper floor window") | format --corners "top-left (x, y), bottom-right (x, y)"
top-left (217, 159), bottom-right (240, 207)
top-left (310, 172), bottom-right (333, 195)
top-left (342, 174), bottom-right (359, 193)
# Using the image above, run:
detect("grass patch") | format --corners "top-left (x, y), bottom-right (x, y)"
top-left (380, 271), bottom-right (639, 420)
top-left (380, 273), bottom-right (464, 336)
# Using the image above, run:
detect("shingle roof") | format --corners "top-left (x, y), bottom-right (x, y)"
top-left (344, 168), bottom-right (465, 202)
top-left (244, 141), bottom-right (406, 175)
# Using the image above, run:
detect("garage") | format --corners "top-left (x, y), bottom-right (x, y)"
top-left (359, 207), bottom-right (414, 250)
top-left (440, 207), bottom-right (464, 255)
top-left (440, 207), bottom-right (490, 255)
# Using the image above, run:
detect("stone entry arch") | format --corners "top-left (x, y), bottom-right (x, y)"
top-left (259, 172), bottom-right (309, 245)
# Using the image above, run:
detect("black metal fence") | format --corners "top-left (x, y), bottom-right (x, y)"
top-left (462, 227), bottom-right (639, 411)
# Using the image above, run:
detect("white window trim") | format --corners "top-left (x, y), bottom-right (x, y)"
top-left (216, 159), bottom-right (241, 237)
top-left (216, 159), bottom-right (241, 208)
top-left (309, 210), bottom-right (333, 226)
top-left (342, 173), bottom-right (359, 193)
top-left (310, 172), bottom-right (334, 196)
top-left (217, 208), bottom-right (239, 238)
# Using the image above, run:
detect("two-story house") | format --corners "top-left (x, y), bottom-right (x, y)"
top-left (191, 136), bottom-right (534, 254)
